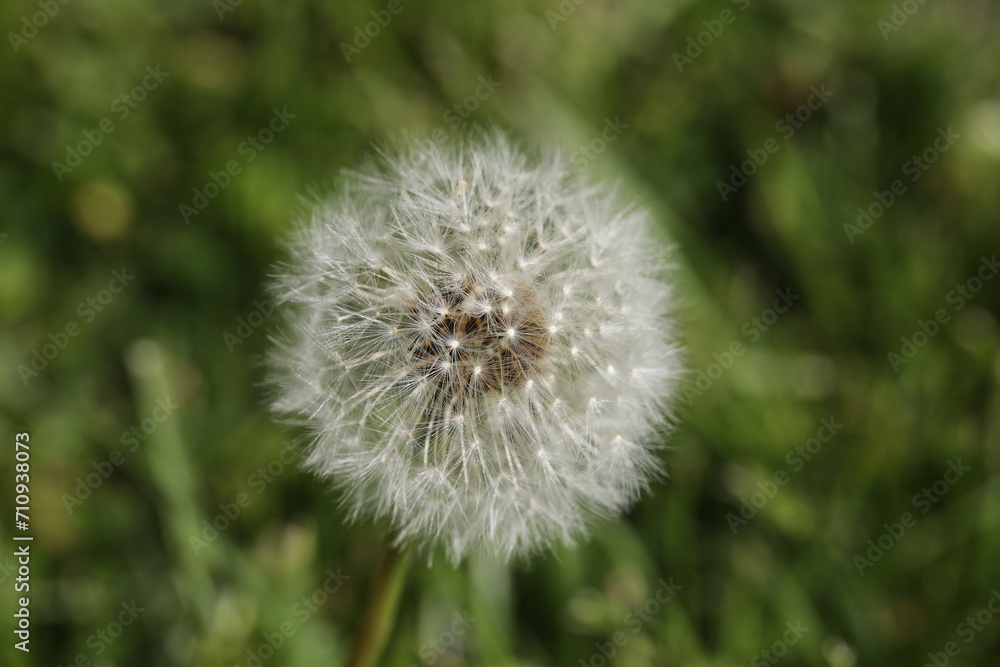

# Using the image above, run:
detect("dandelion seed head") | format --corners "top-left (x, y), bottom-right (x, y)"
top-left (268, 130), bottom-right (683, 563)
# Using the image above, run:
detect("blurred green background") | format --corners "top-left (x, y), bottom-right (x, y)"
top-left (2, 0), bottom-right (1000, 665)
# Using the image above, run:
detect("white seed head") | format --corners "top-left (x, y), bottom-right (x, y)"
top-left (268, 130), bottom-right (683, 563)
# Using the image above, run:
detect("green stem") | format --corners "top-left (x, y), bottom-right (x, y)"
top-left (346, 541), bottom-right (409, 667)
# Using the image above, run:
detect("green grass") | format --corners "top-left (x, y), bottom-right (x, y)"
top-left (2, 0), bottom-right (999, 665)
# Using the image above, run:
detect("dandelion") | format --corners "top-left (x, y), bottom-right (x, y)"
top-left (268, 130), bottom-right (683, 564)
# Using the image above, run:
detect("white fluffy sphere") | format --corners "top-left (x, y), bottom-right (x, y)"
top-left (268, 131), bottom-right (683, 563)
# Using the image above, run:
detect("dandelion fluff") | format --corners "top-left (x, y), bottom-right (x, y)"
top-left (268, 130), bottom-right (683, 563)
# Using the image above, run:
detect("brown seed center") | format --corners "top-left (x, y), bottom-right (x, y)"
top-left (407, 278), bottom-right (548, 399)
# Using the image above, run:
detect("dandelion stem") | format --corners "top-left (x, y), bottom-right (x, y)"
top-left (346, 542), bottom-right (409, 667)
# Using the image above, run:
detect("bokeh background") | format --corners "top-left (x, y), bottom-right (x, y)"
top-left (2, 0), bottom-right (1000, 665)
